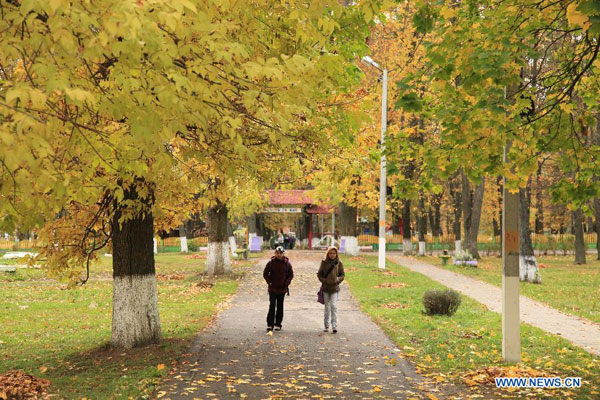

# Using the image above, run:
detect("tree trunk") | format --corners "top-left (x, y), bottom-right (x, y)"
top-left (593, 116), bottom-right (600, 260)
top-left (433, 193), bottom-right (442, 237)
top-left (339, 202), bottom-right (359, 256)
top-left (461, 171), bottom-right (485, 259)
top-left (428, 207), bottom-right (435, 237)
top-left (247, 214), bottom-right (257, 235)
top-left (417, 195), bottom-right (427, 256)
top-left (373, 216), bottom-right (378, 236)
top-left (179, 223), bottom-right (188, 253)
top-left (519, 183), bottom-right (541, 283)
top-left (450, 176), bottom-right (462, 252)
top-left (573, 208), bottom-right (586, 264)
top-left (256, 213), bottom-right (264, 237)
top-left (111, 181), bottom-right (161, 349)
top-left (402, 200), bottom-right (412, 255)
top-left (594, 198), bottom-right (600, 261)
top-left (461, 171), bottom-right (484, 259)
top-left (302, 212), bottom-right (310, 243)
top-left (207, 201), bottom-right (232, 275)
top-left (534, 163), bottom-right (544, 234)
top-left (392, 210), bottom-right (401, 234)
top-left (492, 176), bottom-right (502, 237)
top-left (339, 202), bottom-right (358, 236)
top-left (497, 176), bottom-right (503, 249)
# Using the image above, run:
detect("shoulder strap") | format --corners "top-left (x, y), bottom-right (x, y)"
top-left (325, 262), bottom-right (336, 278)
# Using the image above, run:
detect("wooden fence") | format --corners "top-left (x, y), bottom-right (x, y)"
top-left (357, 232), bottom-right (599, 251)
top-left (0, 238), bottom-right (42, 250)
top-left (0, 237), bottom-right (211, 252)
top-left (156, 236), bottom-right (209, 252)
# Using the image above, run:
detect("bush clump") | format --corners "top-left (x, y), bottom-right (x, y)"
top-left (423, 289), bottom-right (462, 316)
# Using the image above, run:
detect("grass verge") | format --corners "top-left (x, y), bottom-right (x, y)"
top-left (0, 252), bottom-right (263, 399)
top-left (343, 255), bottom-right (600, 399)
top-left (421, 255), bottom-right (600, 324)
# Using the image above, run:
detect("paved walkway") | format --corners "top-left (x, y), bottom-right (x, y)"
top-left (156, 251), bottom-right (452, 399)
top-left (388, 255), bottom-right (600, 356)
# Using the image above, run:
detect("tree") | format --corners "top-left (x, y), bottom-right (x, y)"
top-left (573, 208), bottom-right (587, 264)
top-left (207, 199), bottom-right (231, 275)
top-left (111, 180), bottom-right (161, 348)
top-left (461, 171), bottom-right (485, 259)
top-left (519, 182), bottom-right (542, 283)
top-left (417, 194), bottom-right (427, 256)
top-left (1, 0), bottom-right (379, 347)
top-left (394, 0), bottom-right (600, 270)
top-left (450, 175), bottom-right (463, 252)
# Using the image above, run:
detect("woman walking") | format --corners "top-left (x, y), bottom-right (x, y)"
top-left (317, 246), bottom-right (345, 333)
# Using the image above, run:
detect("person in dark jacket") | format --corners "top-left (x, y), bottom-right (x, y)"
top-left (317, 246), bottom-right (345, 333)
top-left (263, 246), bottom-right (294, 332)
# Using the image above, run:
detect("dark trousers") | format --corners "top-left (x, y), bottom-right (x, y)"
top-left (267, 292), bottom-right (285, 327)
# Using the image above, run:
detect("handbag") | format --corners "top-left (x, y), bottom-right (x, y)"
top-left (317, 286), bottom-right (325, 304)
top-left (317, 262), bottom-right (336, 304)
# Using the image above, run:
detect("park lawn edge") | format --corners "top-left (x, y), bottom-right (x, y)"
top-left (0, 254), bottom-right (263, 399)
top-left (342, 255), bottom-right (600, 399)
top-left (419, 254), bottom-right (600, 325)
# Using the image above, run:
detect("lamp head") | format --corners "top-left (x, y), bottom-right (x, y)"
top-left (361, 55), bottom-right (381, 70)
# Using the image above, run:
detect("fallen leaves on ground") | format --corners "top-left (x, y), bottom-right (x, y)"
top-left (462, 365), bottom-right (548, 386)
top-left (194, 281), bottom-right (214, 290)
top-left (379, 302), bottom-right (408, 309)
top-left (374, 282), bottom-right (408, 289)
top-left (0, 370), bottom-right (50, 399)
top-left (458, 331), bottom-right (483, 339)
top-left (185, 254), bottom-right (206, 259)
top-left (156, 273), bottom-right (185, 281)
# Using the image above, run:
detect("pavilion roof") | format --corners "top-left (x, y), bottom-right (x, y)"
top-left (267, 190), bottom-right (313, 205)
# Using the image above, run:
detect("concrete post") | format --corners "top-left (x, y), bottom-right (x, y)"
top-left (502, 142), bottom-right (521, 363)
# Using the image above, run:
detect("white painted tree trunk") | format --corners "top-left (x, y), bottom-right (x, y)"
top-left (228, 236), bottom-right (237, 257)
top-left (454, 240), bottom-right (462, 254)
top-left (112, 275), bottom-right (161, 349)
top-left (153, 238), bottom-right (157, 254)
top-left (519, 255), bottom-right (542, 283)
top-left (180, 236), bottom-right (188, 253)
top-left (403, 238), bottom-right (413, 255)
top-left (342, 236), bottom-right (359, 256)
top-left (207, 242), bottom-right (231, 275)
top-left (418, 241), bottom-right (426, 256)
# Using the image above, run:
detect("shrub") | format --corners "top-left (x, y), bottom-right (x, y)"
top-left (454, 249), bottom-right (474, 262)
top-left (423, 289), bottom-right (462, 316)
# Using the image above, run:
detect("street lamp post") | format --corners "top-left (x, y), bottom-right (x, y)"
top-left (362, 56), bottom-right (387, 270)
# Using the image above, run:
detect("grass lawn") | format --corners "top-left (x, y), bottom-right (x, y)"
top-left (420, 255), bottom-right (600, 324)
top-left (343, 255), bottom-right (600, 399)
top-left (0, 251), bottom-right (264, 399)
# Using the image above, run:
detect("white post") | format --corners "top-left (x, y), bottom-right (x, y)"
top-left (418, 241), bottom-right (426, 256)
top-left (454, 240), bottom-right (462, 254)
top-left (331, 211), bottom-right (335, 247)
top-left (153, 238), bottom-right (158, 254)
top-left (502, 142), bottom-right (521, 363)
top-left (378, 69), bottom-right (388, 270)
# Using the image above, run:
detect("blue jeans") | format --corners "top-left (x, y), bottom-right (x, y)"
top-left (323, 291), bottom-right (339, 329)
